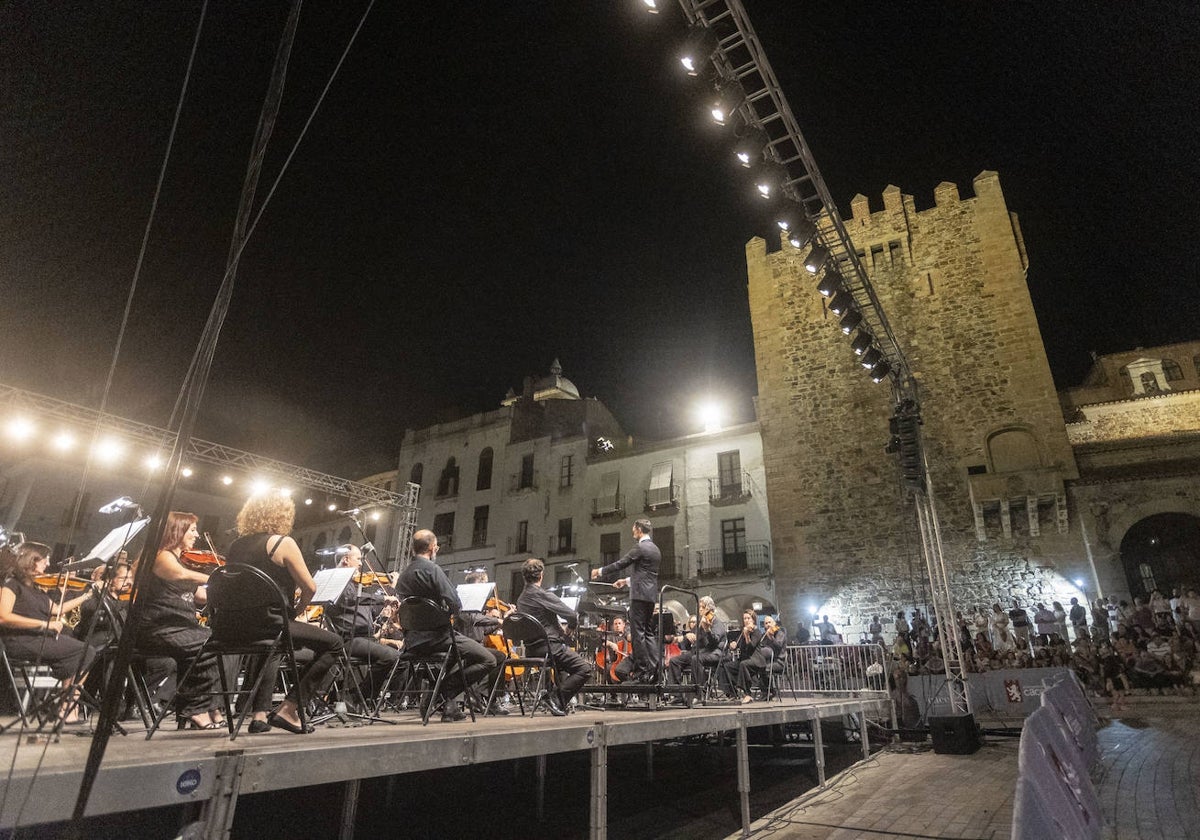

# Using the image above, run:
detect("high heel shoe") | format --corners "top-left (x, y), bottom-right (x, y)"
top-left (267, 712), bottom-right (313, 734)
top-left (177, 716), bottom-right (221, 730)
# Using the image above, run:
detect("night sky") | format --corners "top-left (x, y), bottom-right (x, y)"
top-left (2, 2), bottom-right (1197, 479)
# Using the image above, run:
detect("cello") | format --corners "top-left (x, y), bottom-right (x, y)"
top-left (594, 618), bottom-right (631, 682)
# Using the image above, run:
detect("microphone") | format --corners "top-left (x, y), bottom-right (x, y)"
top-left (359, 541), bottom-right (375, 556)
top-left (98, 496), bottom-right (138, 514)
top-left (335, 508), bottom-right (362, 518)
top-left (564, 563), bottom-right (578, 569)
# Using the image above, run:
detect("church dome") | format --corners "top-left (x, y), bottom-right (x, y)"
top-left (533, 358), bottom-right (581, 401)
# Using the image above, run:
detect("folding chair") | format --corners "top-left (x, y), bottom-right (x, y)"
top-left (485, 612), bottom-right (554, 716)
top-left (0, 639), bottom-right (60, 732)
top-left (768, 649), bottom-right (797, 702)
top-left (396, 597), bottom-right (477, 726)
top-left (146, 564), bottom-right (305, 740)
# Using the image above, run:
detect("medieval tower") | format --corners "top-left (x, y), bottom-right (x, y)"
top-left (748, 171), bottom-right (1086, 636)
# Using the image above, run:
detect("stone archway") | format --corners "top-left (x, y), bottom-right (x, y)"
top-left (1118, 512), bottom-right (1200, 596)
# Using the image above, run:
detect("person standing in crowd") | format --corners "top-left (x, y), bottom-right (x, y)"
top-left (592, 519), bottom-right (660, 682)
top-left (323, 544), bottom-right (402, 703)
top-left (1090, 598), bottom-right (1111, 644)
top-left (816, 614), bottom-right (839, 643)
top-left (227, 495), bottom-right (344, 734)
top-left (1033, 602), bottom-right (1056, 647)
top-left (396, 530), bottom-right (503, 721)
top-left (868, 614), bottom-right (884, 645)
top-left (990, 603), bottom-right (1013, 651)
top-left (1149, 589), bottom-right (1173, 628)
top-left (1068, 597), bottom-right (1088, 641)
top-left (1009, 600), bottom-right (1032, 651)
top-left (0, 542), bottom-right (98, 725)
top-left (132, 512), bottom-right (224, 730)
top-left (1182, 588), bottom-right (1200, 636)
top-left (894, 610), bottom-right (910, 644)
top-left (515, 558), bottom-right (592, 716)
top-left (1051, 601), bottom-right (1069, 640)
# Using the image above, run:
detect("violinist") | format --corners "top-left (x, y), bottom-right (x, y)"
top-left (323, 544), bottom-right (401, 701)
top-left (515, 558), bottom-right (592, 716)
top-left (722, 609), bottom-right (763, 702)
top-left (0, 542), bottom-right (98, 724)
top-left (131, 512), bottom-right (224, 730)
top-left (227, 494), bottom-right (344, 734)
top-left (738, 615), bottom-right (787, 703)
top-left (668, 595), bottom-right (725, 692)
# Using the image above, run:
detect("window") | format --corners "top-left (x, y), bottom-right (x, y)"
top-left (515, 520), bottom-right (528, 553)
top-left (597, 470), bottom-right (621, 513)
top-left (1162, 359), bottom-right (1184, 382)
top-left (410, 463), bottom-right (423, 486)
top-left (520, 453), bottom-right (534, 489)
top-left (437, 458), bottom-right (459, 497)
top-left (476, 448), bottom-right (493, 491)
top-left (472, 505), bottom-right (489, 547)
top-left (717, 450), bottom-right (742, 495)
top-left (647, 461), bottom-right (674, 507)
top-left (987, 429), bottom-right (1041, 473)
top-left (721, 518), bottom-right (747, 571)
top-left (600, 532), bottom-right (621, 566)
top-left (432, 512), bottom-right (455, 541)
top-left (1139, 563), bottom-right (1156, 596)
top-left (554, 565), bottom-right (574, 587)
top-left (1140, 372), bottom-right (1161, 394)
top-left (560, 454), bottom-right (574, 488)
top-left (1194, 354), bottom-right (1200, 378)
top-left (556, 518), bottom-right (573, 553)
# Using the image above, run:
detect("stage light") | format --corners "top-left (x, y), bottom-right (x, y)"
top-left (839, 309), bottom-right (863, 334)
top-left (679, 26), bottom-right (719, 75)
top-left (734, 126), bottom-right (768, 168)
top-left (698, 401), bottom-right (723, 433)
top-left (828, 290), bottom-right (854, 315)
top-left (850, 331), bottom-right (873, 355)
top-left (1074, 578), bottom-right (1085, 588)
top-left (870, 360), bottom-right (892, 383)
top-left (752, 161), bottom-right (785, 199)
top-left (304, 498), bottom-right (313, 505)
top-left (221, 475), bottom-right (234, 486)
top-left (810, 607), bottom-right (819, 616)
top-left (52, 430), bottom-right (76, 452)
top-left (327, 503), bottom-right (337, 512)
top-left (251, 478), bottom-right (270, 496)
top-left (5, 416), bottom-right (35, 443)
top-left (279, 487), bottom-right (293, 498)
top-left (94, 437), bottom-right (123, 464)
top-left (707, 81), bottom-right (744, 125)
top-left (817, 269), bottom-right (844, 298)
top-left (641, 0), bottom-right (662, 13)
top-left (145, 455), bottom-right (162, 471)
top-left (804, 244), bottom-right (829, 273)
top-left (859, 347), bottom-right (883, 368)
top-left (370, 511), bottom-right (382, 522)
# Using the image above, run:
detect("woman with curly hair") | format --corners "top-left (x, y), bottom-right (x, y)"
top-left (133, 511), bottom-right (224, 729)
top-left (227, 494), bottom-right (343, 734)
top-left (0, 541), bottom-right (98, 724)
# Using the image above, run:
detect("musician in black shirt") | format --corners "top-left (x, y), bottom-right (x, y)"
top-left (324, 544), bottom-right (401, 700)
top-left (515, 558), bottom-right (592, 716)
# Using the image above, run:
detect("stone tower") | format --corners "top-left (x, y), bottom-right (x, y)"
top-left (747, 172), bottom-right (1083, 637)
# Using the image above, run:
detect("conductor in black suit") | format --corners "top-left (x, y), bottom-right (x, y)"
top-left (591, 518), bottom-right (660, 681)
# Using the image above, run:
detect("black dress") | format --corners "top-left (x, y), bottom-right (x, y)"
top-left (1, 577), bottom-right (96, 680)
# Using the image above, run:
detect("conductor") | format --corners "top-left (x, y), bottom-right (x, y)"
top-left (591, 518), bottom-right (660, 682)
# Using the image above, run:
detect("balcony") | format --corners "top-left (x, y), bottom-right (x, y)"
top-left (508, 472), bottom-right (539, 493)
top-left (471, 530), bottom-right (488, 548)
top-left (694, 541), bottom-right (770, 576)
top-left (506, 536), bottom-right (530, 555)
top-left (708, 473), bottom-right (752, 506)
top-left (644, 483), bottom-right (680, 513)
top-left (591, 493), bottom-right (625, 522)
top-left (547, 535), bottom-right (575, 556)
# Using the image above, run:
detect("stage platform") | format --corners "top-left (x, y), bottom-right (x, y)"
top-left (0, 693), bottom-right (889, 837)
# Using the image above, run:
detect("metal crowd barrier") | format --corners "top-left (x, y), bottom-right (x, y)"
top-left (784, 643), bottom-right (888, 696)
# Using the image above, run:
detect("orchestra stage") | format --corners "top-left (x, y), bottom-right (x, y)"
top-left (0, 693), bottom-right (890, 838)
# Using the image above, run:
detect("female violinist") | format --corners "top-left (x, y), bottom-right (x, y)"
top-left (0, 542), bottom-right (98, 724)
top-left (132, 512), bottom-right (225, 730)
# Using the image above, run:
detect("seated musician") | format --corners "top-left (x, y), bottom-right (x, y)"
top-left (131, 512), bottom-right (225, 730)
top-left (323, 544), bottom-right (402, 701)
top-left (0, 541), bottom-right (98, 724)
top-left (600, 615), bottom-right (635, 683)
top-left (739, 615), bottom-right (787, 702)
top-left (227, 495), bottom-right (344, 734)
top-left (722, 609), bottom-right (763, 702)
top-left (668, 595), bottom-right (726, 690)
top-left (515, 558), bottom-right (593, 716)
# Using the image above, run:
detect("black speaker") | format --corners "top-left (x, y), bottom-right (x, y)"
top-left (929, 713), bottom-right (980, 754)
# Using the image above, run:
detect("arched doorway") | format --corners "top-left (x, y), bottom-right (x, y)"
top-left (1119, 513), bottom-right (1200, 596)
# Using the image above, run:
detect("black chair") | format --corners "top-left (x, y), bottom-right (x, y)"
top-left (484, 612), bottom-right (554, 716)
top-left (396, 597), bottom-right (477, 726)
top-left (0, 638), bottom-right (54, 732)
top-left (145, 564), bottom-right (305, 740)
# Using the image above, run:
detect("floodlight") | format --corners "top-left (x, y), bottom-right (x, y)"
top-left (733, 126), bottom-right (768, 167)
top-left (304, 498), bottom-right (313, 506)
top-left (52, 431), bottom-right (76, 452)
top-left (5, 416), bottom-right (35, 443)
top-left (828, 290), bottom-right (854, 315)
top-left (707, 81), bottom-right (744, 125)
top-left (804, 244), bottom-right (829, 273)
top-left (251, 478), bottom-right (270, 495)
top-left (774, 202), bottom-right (804, 232)
top-left (145, 455), bottom-right (163, 471)
top-left (180, 466), bottom-right (193, 478)
top-left (94, 437), bottom-right (123, 464)
top-left (221, 475), bottom-right (234, 486)
top-left (839, 308), bottom-right (863, 334)
top-left (869, 360), bottom-right (892, 383)
top-left (327, 503), bottom-right (338, 512)
top-left (850, 331), bottom-right (873, 355)
top-left (641, 0), bottom-right (662, 13)
top-left (752, 161), bottom-right (787, 200)
top-left (816, 270), bottom-right (844, 297)
top-left (698, 401), bottom-right (723, 433)
top-left (279, 487), bottom-right (293, 498)
top-left (678, 26), bottom-right (719, 75)
top-left (859, 347), bottom-right (883, 368)
top-left (370, 511), bottom-right (382, 522)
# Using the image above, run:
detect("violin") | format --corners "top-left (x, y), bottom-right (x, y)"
top-left (353, 571), bottom-right (394, 588)
top-left (34, 573), bottom-right (91, 592)
top-left (180, 550), bottom-right (225, 572)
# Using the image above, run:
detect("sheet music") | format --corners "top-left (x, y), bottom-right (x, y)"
top-left (311, 567), bottom-right (356, 604)
top-left (457, 582), bottom-right (494, 613)
top-left (561, 595), bottom-right (580, 611)
top-left (84, 517), bottom-right (150, 562)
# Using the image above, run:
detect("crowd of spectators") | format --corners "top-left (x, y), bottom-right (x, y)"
top-left (855, 587), bottom-right (1200, 706)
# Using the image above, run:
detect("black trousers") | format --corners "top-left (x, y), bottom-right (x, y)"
top-left (668, 648), bottom-right (722, 686)
top-left (737, 647), bottom-right (773, 695)
top-left (628, 599), bottom-right (659, 677)
top-left (346, 636), bottom-right (402, 697)
top-left (3, 632), bottom-right (96, 682)
top-left (529, 641), bottom-right (593, 704)
top-left (251, 620), bottom-right (344, 713)
top-left (135, 623), bottom-right (220, 718)
top-left (407, 631), bottom-right (501, 703)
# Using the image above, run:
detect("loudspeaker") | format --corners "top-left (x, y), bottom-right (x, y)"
top-left (929, 713), bottom-right (980, 754)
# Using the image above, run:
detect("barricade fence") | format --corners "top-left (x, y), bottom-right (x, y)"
top-left (783, 643), bottom-right (888, 696)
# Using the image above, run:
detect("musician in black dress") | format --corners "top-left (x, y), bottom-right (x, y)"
top-left (324, 544), bottom-right (401, 700)
top-left (0, 542), bottom-right (97, 724)
top-left (227, 494), bottom-right (344, 734)
top-left (131, 512), bottom-right (225, 730)
top-left (515, 558), bottom-right (593, 716)
top-left (721, 609), bottom-right (762, 702)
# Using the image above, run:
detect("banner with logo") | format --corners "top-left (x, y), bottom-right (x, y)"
top-left (906, 667), bottom-right (1070, 717)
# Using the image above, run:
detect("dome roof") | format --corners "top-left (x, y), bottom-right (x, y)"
top-left (533, 358), bottom-right (580, 401)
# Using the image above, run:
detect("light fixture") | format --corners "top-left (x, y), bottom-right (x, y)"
top-left (145, 455), bottom-right (163, 471)
top-left (1074, 578), bottom-right (1085, 588)
top-left (707, 81), bottom-right (744, 125)
top-left (828, 290), bottom-right (854, 315)
top-left (804, 244), bottom-right (829, 273)
top-left (859, 347), bottom-right (883, 368)
top-left (250, 478), bottom-right (270, 496)
top-left (94, 437), bottom-right (123, 464)
top-left (52, 430), bottom-right (76, 452)
top-left (850, 331), bottom-right (873, 355)
top-left (304, 498), bottom-right (313, 506)
top-left (816, 270), bottom-right (843, 297)
top-left (734, 126), bottom-right (768, 168)
top-left (327, 503), bottom-right (338, 512)
top-left (870, 360), bottom-right (892, 383)
top-left (641, 0), bottom-right (662, 13)
top-left (752, 161), bottom-right (786, 200)
top-left (279, 487), bottom-right (293, 498)
top-left (221, 475), bottom-right (234, 486)
top-left (370, 511), bottom-right (382, 522)
top-left (839, 308), bottom-right (863, 334)
top-left (5, 416), bottom-right (36, 442)
top-left (678, 26), bottom-right (719, 75)
top-left (698, 401), bottom-right (723, 433)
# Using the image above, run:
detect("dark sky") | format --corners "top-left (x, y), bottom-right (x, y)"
top-left (2, 2), bottom-right (1197, 478)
